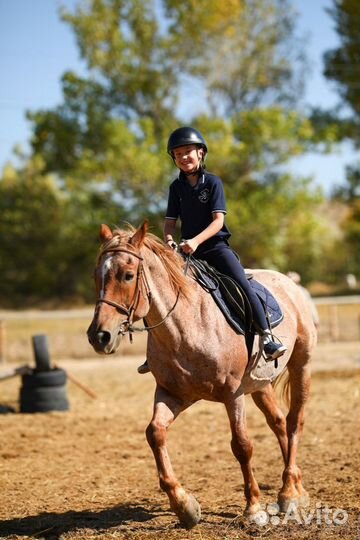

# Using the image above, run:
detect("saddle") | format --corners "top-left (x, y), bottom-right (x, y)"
top-left (188, 258), bottom-right (283, 336)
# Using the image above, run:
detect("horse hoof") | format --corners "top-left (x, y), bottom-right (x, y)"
top-left (244, 502), bottom-right (262, 516)
top-left (175, 494), bottom-right (201, 529)
top-left (246, 508), bottom-right (269, 526)
top-left (277, 497), bottom-right (298, 513)
top-left (278, 490), bottom-right (310, 513)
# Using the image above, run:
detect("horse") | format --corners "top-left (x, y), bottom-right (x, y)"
top-left (87, 221), bottom-right (317, 529)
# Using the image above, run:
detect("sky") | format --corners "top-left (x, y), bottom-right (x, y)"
top-left (0, 0), bottom-right (357, 195)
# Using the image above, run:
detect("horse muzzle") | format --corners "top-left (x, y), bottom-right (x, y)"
top-left (87, 322), bottom-right (125, 354)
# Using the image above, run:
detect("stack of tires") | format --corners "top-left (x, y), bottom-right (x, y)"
top-left (20, 367), bottom-right (69, 413)
top-left (19, 334), bottom-right (69, 413)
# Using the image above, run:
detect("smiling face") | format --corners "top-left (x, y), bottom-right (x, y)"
top-left (172, 144), bottom-right (204, 175)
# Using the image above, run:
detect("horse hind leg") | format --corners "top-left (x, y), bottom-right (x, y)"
top-left (277, 361), bottom-right (311, 512)
top-left (251, 383), bottom-right (288, 464)
top-left (146, 385), bottom-right (201, 529)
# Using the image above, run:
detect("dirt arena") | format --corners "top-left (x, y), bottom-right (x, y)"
top-left (0, 343), bottom-right (359, 540)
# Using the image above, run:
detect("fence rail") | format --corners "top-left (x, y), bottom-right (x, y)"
top-left (314, 296), bottom-right (360, 343)
top-left (0, 297), bottom-right (359, 364)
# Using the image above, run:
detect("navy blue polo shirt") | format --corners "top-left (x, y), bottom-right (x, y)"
top-left (165, 171), bottom-right (231, 242)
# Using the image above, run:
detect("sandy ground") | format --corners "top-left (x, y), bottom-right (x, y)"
top-left (0, 342), bottom-right (359, 540)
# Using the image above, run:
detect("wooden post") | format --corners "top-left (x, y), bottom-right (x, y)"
top-left (0, 364), bottom-right (31, 381)
top-left (0, 320), bottom-right (5, 364)
top-left (329, 304), bottom-right (340, 342)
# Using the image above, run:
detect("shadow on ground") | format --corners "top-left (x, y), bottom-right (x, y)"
top-left (0, 503), bottom-right (162, 539)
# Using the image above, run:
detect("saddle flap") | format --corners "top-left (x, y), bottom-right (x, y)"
top-left (189, 258), bottom-right (284, 336)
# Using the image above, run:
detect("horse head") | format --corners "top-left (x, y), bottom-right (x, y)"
top-left (87, 222), bottom-right (151, 354)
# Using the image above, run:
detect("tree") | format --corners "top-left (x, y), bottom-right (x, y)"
top-left (323, 0), bottom-right (360, 280)
top-left (323, 0), bottom-right (360, 136)
top-left (342, 200), bottom-right (360, 275)
top-left (28, 0), bottom-right (308, 179)
top-left (0, 158), bottom-right (127, 306)
top-left (166, 0), bottom-right (306, 115)
top-left (26, 0), bottom-right (321, 237)
top-left (0, 159), bottom-right (65, 305)
top-left (61, 0), bottom-right (178, 125)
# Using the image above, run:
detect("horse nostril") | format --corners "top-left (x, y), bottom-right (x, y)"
top-left (96, 331), bottom-right (111, 346)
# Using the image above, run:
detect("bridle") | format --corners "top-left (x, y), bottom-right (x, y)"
top-left (95, 245), bottom-right (181, 341)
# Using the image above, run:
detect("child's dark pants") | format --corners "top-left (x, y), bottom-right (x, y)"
top-left (194, 238), bottom-right (269, 332)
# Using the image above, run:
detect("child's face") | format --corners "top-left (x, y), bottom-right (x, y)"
top-left (173, 144), bottom-right (203, 174)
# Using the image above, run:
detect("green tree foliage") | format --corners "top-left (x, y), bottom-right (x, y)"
top-left (311, 1), bottom-right (360, 148)
top-left (28, 0), bottom-right (309, 179)
top-left (333, 163), bottom-right (360, 202)
top-left (342, 200), bottom-right (360, 274)
top-left (28, 0), bottom-right (177, 178)
top-left (0, 159), bottom-right (65, 305)
top-left (0, 158), bottom-right (126, 306)
top-left (331, 163), bottom-right (360, 279)
top-left (28, 74), bottom-right (114, 174)
top-left (323, 0), bottom-right (360, 281)
top-left (166, 0), bottom-right (305, 114)
top-left (324, 0), bottom-right (360, 135)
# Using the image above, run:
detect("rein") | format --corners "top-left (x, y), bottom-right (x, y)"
top-left (96, 245), bottom-right (186, 341)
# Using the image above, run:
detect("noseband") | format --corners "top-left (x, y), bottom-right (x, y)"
top-left (96, 245), bottom-right (180, 341)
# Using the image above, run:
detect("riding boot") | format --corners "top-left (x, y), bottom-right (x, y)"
top-left (138, 360), bottom-right (150, 374)
top-left (262, 330), bottom-right (287, 360)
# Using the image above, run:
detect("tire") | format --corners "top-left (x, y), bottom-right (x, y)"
top-left (32, 334), bottom-right (51, 371)
top-left (20, 385), bottom-right (67, 402)
top-left (0, 404), bottom-right (15, 414)
top-left (20, 397), bottom-right (69, 413)
top-left (19, 370), bottom-right (70, 413)
top-left (21, 368), bottom-right (67, 389)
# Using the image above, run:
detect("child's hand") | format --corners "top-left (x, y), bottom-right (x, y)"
top-left (179, 239), bottom-right (198, 254)
top-left (166, 240), bottom-right (177, 250)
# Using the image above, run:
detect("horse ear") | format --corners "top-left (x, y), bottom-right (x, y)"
top-left (99, 224), bottom-right (113, 243)
top-left (130, 220), bottom-right (148, 248)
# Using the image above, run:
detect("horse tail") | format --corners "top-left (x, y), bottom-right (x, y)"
top-left (272, 367), bottom-right (291, 410)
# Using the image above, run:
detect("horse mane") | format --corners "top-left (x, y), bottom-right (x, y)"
top-left (98, 225), bottom-right (191, 299)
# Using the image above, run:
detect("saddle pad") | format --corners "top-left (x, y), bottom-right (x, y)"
top-left (190, 259), bottom-right (283, 335)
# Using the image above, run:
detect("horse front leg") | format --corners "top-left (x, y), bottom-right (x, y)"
top-left (146, 385), bottom-right (201, 529)
top-left (225, 393), bottom-right (261, 515)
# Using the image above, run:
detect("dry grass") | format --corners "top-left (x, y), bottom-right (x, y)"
top-left (0, 310), bottom-right (147, 364)
top-left (0, 301), bottom-right (360, 365)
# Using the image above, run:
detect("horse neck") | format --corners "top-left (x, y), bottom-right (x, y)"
top-left (143, 248), bottom-right (183, 319)
top-left (142, 247), bottom-right (206, 340)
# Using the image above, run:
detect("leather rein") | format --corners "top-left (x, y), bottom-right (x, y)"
top-left (95, 246), bottom-right (181, 341)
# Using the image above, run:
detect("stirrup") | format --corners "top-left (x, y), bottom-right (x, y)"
top-left (263, 341), bottom-right (287, 361)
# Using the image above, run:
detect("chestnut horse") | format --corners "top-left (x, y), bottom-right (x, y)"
top-left (87, 222), bottom-right (317, 529)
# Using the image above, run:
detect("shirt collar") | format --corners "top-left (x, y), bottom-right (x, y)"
top-left (179, 170), bottom-right (205, 185)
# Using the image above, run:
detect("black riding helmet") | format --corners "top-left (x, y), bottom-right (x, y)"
top-left (167, 126), bottom-right (208, 156)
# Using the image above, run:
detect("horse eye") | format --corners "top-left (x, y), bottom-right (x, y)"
top-left (124, 271), bottom-right (134, 282)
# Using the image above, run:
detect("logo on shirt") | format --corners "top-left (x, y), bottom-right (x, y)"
top-left (198, 188), bottom-right (210, 203)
